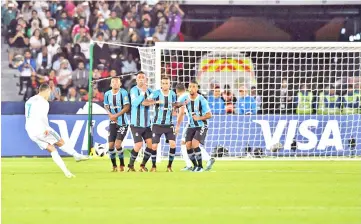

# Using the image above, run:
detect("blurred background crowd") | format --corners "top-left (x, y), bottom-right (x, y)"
top-left (1, 1), bottom-right (361, 115)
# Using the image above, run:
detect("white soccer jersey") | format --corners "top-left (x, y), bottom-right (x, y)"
top-left (25, 95), bottom-right (50, 136)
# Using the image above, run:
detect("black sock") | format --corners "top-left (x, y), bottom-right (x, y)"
top-left (117, 147), bottom-right (124, 166)
top-left (187, 148), bottom-right (198, 167)
top-left (194, 147), bottom-right (202, 168)
top-left (168, 148), bottom-right (176, 167)
top-left (141, 147), bottom-right (152, 166)
top-left (128, 149), bottom-right (138, 167)
top-left (109, 148), bottom-right (117, 167)
top-left (151, 149), bottom-right (157, 168)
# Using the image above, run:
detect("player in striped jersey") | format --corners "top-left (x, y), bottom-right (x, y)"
top-left (176, 81), bottom-right (213, 172)
top-left (174, 83), bottom-right (215, 171)
top-left (128, 71), bottom-right (153, 172)
top-left (146, 76), bottom-right (177, 172)
top-left (103, 77), bottom-right (130, 172)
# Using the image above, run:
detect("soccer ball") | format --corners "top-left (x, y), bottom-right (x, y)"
top-left (94, 143), bottom-right (108, 157)
top-left (270, 143), bottom-right (283, 152)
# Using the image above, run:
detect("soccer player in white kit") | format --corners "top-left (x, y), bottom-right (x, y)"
top-left (25, 84), bottom-right (88, 178)
top-left (174, 83), bottom-right (215, 171)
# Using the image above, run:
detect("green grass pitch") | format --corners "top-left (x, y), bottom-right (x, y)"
top-left (2, 158), bottom-right (361, 224)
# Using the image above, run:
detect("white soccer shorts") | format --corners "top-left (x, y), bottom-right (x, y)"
top-left (29, 128), bottom-right (61, 150)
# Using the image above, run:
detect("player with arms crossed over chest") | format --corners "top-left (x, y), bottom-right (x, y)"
top-left (175, 81), bottom-right (213, 172)
top-left (174, 83), bottom-right (215, 171)
top-left (25, 84), bottom-right (88, 178)
top-left (128, 71), bottom-right (154, 172)
top-left (103, 77), bottom-right (130, 172)
top-left (146, 76), bottom-right (177, 172)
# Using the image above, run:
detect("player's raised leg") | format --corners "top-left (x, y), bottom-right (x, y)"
top-left (55, 137), bottom-right (89, 162)
top-left (46, 144), bottom-right (75, 178)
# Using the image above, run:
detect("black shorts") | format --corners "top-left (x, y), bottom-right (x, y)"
top-left (108, 123), bottom-right (128, 142)
top-left (130, 125), bottom-right (152, 143)
top-left (185, 126), bottom-right (208, 145)
top-left (152, 124), bottom-right (176, 144)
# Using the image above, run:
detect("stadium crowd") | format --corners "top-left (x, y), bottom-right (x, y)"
top-left (2, 0), bottom-right (185, 101)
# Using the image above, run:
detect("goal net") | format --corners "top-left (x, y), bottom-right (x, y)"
top-left (90, 41), bottom-right (361, 160)
top-left (138, 42), bottom-right (361, 159)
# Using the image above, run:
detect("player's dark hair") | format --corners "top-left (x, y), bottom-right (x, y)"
top-left (176, 83), bottom-right (186, 92)
top-left (190, 80), bottom-right (198, 86)
top-left (137, 70), bottom-right (146, 76)
top-left (39, 84), bottom-right (50, 92)
top-left (161, 76), bottom-right (170, 81)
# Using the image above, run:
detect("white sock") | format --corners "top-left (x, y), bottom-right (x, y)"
top-left (181, 144), bottom-right (193, 167)
top-left (201, 146), bottom-right (211, 162)
top-left (59, 143), bottom-right (80, 157)
top-left (51, 151), bottom-right (70, 175)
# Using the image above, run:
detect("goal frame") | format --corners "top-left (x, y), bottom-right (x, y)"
top-left (153, 41), bottom-right (361, 161)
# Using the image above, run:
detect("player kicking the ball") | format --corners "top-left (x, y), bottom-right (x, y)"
top-left (146, 76), bottom-right (177, 172)
top-left (104, 77), bottom-right (130, 172)
top-left (25, 84), bottom-right (88, 178)
top-left (128, 71), bottom-right (154, 172)
top-left (175, 81), bottom-right (213, 172)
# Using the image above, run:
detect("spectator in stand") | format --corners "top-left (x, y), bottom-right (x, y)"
top-left (64, 0), bottom-right (76, 18)
top-left (72, 17), bottom-right (90, 39)
top-left (53, 53), bottom-right (65, 71)
top-left (166, 56), bottom-right (183, 80)
top-left (139, 19), bottom-right (155, 42)
top-left (56, 59), bottom-right (73, 96)
top-left (21, 2), bottom-right (32, 22)
top-left (73, 27), bottom-right (90, 44)
top-left (250, 86), bottom-right (262, 114)
top-left (109, 53), bottom-right (123, 77)
top-left (8, 24), bottom-right (29, 68)
top-left (82, 85), bottom-right (104, 102)
top-left (29, 10), bottom-right (42, 29)
top-left (76, 2), bottom-right (91, 25)
top-left (122, 53), bottom-right (138, 75)
top-left (27, 19), bottom-right (41, 39)
top-left (153, 25), bottom-right (167, 41)
top-left (36, 46), bottom-right (52, 73)
top-left (23, 74), bottom-right (39, 101)
top-left (223, 84), bottom-right (237, 114)
top-left (98, 1), bottom-right (111, 20)
top-left (41, 9), bottom-right (53, 29)
top-left (108, 29), bottom-right (121, 53)
top-left (29, 29), bottom-right (46, 57)
top-left (49, 79), bottom-right (61, 101)
top-left (69, 44), bottom-right (86, 70)
top-left (2, 2), bottom-right (17, 35)
top-left (70, 61), bottom-right (88, 92)
top-left (111, 1), bottom-right (124, 18)
top-left (18, 49), bottom-right (37, 95)
top-left (93, 32), bottom-right (111, 69)
top-left (106, 10), bottom-right (123, 31)
top-left (321, 85), bottom-right (341, 115)
top-left (236, 85), bottom-right (257, 115)
top-left (208, 86), bottom-right (225, 115)
top-left (47, 37), bottom-right (60, 61)
top-left (342, 84), bottom-right (359, 114)
top-left (166, 3), bottom-right (184, 41)
top-left (57, 11), bottom-right (73, 41)
top-left (92, 18), bottom-right (110, 40)
top-left (122, 10), bottom-right (133, 28)
top-left (275, 78), bottom-right (293, 114)
top-left (43, 18), bottom-right (58, 43)
top-left (64, 87), bottom-right (81, 102)
top-left (295, 84), bottom-right (314, 115)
